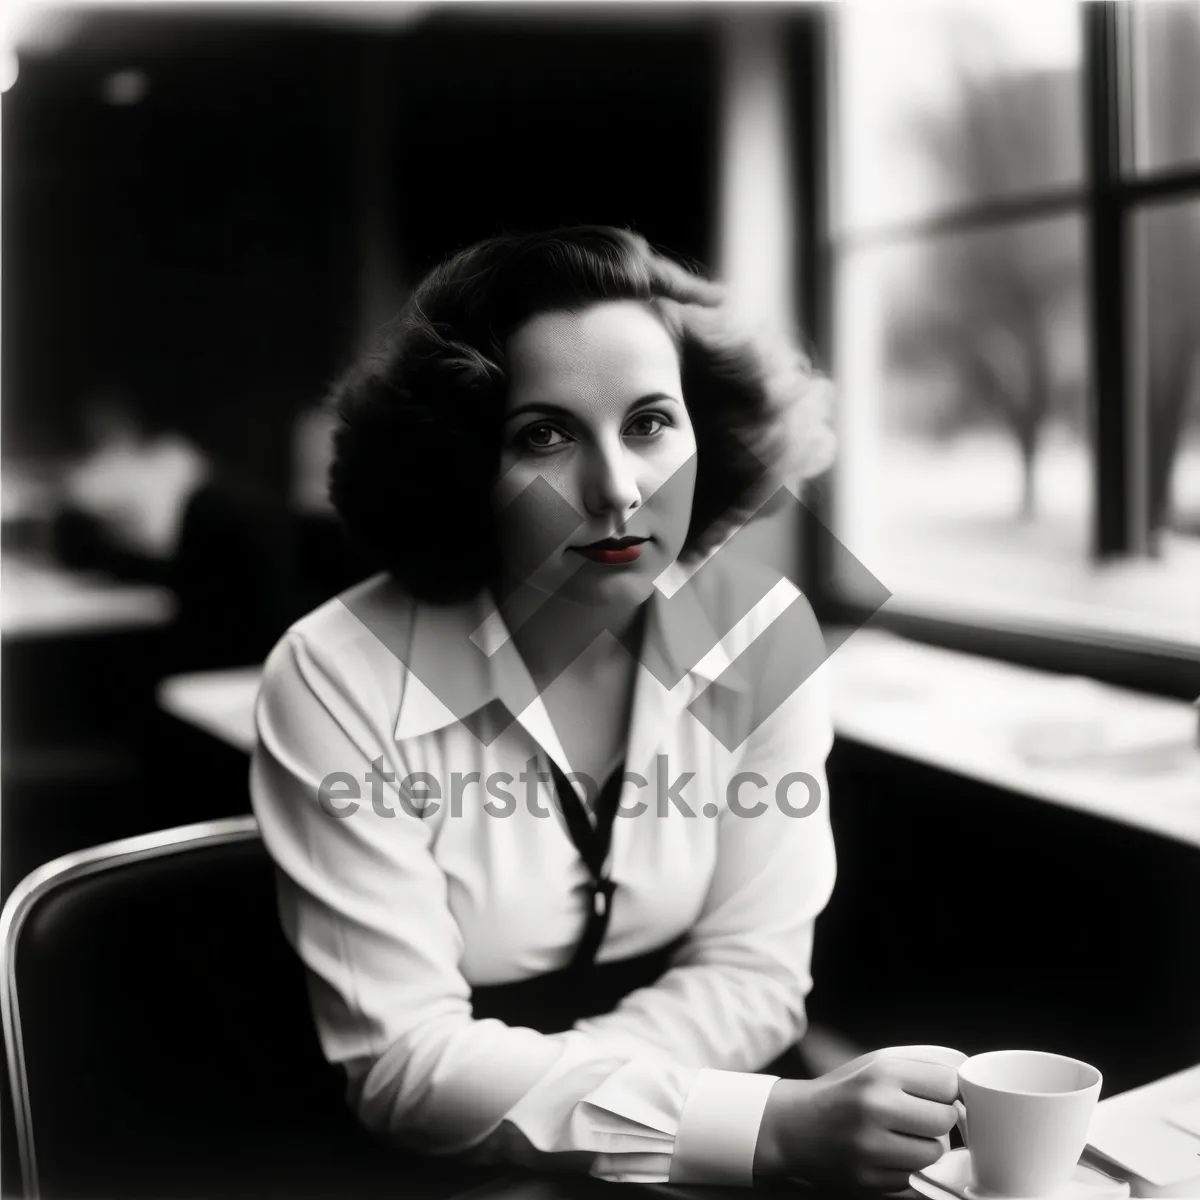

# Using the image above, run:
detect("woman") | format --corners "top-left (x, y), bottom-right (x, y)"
top-left (250, 226), bottom-right (964, 1192)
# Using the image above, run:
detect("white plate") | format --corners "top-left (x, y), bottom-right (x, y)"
top-left (910, 1147), bottom-right (1131, 1200)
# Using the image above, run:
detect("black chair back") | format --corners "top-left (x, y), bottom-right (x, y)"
top-left (1, 817), bottom-right (499, 1200)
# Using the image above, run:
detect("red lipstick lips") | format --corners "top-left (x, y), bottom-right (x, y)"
top-left (573, 536), bottom-right (648, 566)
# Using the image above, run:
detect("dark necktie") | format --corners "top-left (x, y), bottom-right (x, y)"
top-left (545, 756), bottom-right (626, 976)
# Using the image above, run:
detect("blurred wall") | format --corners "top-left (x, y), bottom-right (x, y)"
top-left (2, 21), bottom-right (357, 491)
top-left (3, 7), bottom-right (726, 501)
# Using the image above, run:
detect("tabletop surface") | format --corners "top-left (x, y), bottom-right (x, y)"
top-left (400, 1157), bottom-right (1135, 1200)
top-left (1, 552), bottom-right (175, 639)
top-left (425, 1169), bottom-right (913, 1200)
top-left (829, 627), bottom-right (1200, 849)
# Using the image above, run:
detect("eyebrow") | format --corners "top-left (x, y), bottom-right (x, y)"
top-left (505, 393), bottom-right (680, 422)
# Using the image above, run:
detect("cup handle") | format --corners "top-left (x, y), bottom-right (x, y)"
top-left (955, 1099), bottom-right (969, 1148)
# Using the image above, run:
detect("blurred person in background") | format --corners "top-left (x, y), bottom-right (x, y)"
top-left (251, 227), bottom-right (965, 1193)
top-left (53, 387), bottom-right (301, 673)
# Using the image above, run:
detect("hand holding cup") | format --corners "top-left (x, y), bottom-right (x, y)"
top-left (757, 1044), bottom-right (967, 1193)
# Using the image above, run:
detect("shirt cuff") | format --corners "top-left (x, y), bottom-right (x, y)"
top-left (668, 1068), bottom-right (781, 1186)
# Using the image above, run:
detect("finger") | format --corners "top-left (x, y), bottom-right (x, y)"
top-left (879, 1044), bottom-right (968, 1070)
top-left (888, 1060), bottom-right (961, 1105)
top-left (882, 1092), bottom-right (961, 1140)
top-left (872, 1129), bottom-right (947, 1174)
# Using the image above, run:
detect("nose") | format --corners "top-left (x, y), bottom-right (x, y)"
top-left (581, 434), bottom-right (641, 521)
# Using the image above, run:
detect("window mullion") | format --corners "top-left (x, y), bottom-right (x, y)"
top-left (1084, 1), bottom-right (1147, 559)
top-left (791, 6), bottom-right (837, 598)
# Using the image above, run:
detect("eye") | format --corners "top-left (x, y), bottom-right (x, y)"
top-left (625, 412), bottom-right (669, 439)
top-left (514, 422), bottom-right (570, 452)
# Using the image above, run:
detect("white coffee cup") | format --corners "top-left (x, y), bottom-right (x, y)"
top-left (958, 1050), bottom-right (1102, 1197)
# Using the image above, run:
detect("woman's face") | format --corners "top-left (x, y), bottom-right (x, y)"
top-left (494, 300), bottom-right (698, 609)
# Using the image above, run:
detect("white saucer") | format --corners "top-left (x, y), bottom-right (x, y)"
top-left (910, 1148), bottom-right (1130, 1200)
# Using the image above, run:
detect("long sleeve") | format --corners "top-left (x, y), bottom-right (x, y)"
top-left (249, 590), bottom-right (835, 1186)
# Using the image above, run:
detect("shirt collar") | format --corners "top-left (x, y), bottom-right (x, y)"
top-left (384, 559), bottom-right (748, 744)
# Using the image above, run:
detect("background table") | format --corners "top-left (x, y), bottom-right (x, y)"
top-left (1, 552), bottom-right (174, 640)
top-left (156, 666), bottom-right (260, 752)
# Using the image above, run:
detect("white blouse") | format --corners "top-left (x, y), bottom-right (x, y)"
top-left (249, 551), bottom-right (837, 1187)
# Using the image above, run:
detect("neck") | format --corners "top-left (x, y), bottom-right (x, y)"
top-left (495, 581), bottom-right (646, 691)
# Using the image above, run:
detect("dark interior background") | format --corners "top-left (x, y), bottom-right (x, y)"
top-left (2, 8), bottom-right (719, 490)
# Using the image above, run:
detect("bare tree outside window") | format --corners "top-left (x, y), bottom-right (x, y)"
top-left (831, 0), bottom-right (1200, 646)
top-left (887, 22), bottom-right (1082, 522)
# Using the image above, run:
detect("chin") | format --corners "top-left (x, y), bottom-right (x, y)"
top-left (558, 568), bottom-right (656, 610)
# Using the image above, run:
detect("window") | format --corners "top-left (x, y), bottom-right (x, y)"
top-left (819, 0), bottom-right (1200, 660)
top-left (1130, 2), bottom-right (1200, 174)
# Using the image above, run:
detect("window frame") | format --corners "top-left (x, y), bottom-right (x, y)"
top-left (796, 2), bottom-right (1200, 700)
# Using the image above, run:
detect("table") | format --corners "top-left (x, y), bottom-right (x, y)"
top-left (435, 1170), bottom-right (909, 1200)
top-left (829, 627), bottom-right (1200, 851)
top-left (416, 1160), bottom-right (1134, 1200)
top-left (1, 553), bottom-right (174, 640)
top-left (154, 627), bottom-right (1200, 850)
top-left (155, 666), bottom-right (260, 752)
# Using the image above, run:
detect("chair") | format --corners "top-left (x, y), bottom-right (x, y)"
top-left (0, 816), bottom-right (503, 1200)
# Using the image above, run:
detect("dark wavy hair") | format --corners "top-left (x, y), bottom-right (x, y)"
top-left (328, 225), bottom-right (833, 604)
